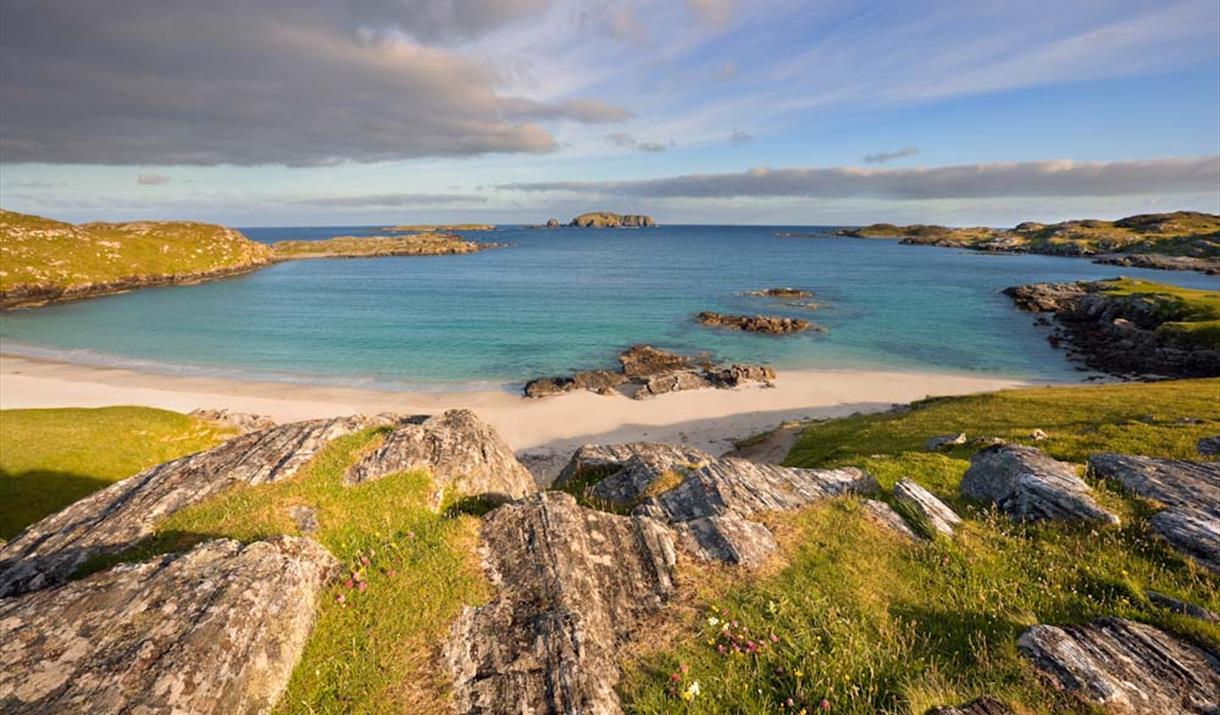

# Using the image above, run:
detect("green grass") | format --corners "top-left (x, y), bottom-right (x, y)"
top-left (621, 379), bottom-right (1220, 713)
top-left (0, 209), bottom-right (272, 295)
top-left (88, 426), bottom-right (489, 713)
top-left (1096, 278), bottom-right (1220, 349)
top-left (0, 406), bottom-right (233, 539)
top-left (271, 233), bottom-right (490, 258)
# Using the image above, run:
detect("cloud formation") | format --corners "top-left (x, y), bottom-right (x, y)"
top-left (288, 193), bottom-right (487, 208)
top-left (501, 156), bottom-right (1220, 199)
top-left (136, 173), bottom-right (171, 186)
top-left (0, 0), bottom-right (627, 166)
top-left (729, 129), bottom-right (753, 143)
top-left (604, 133), bottom-right (668, 152)
top-left (864, 147), bottom-right (919, 164)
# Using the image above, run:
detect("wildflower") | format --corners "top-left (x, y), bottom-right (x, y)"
top-left (706, 639), bottom-right (715, 646)
top-left (679, 662), bottom-right (689, 675)
top-left (717, 644), bottom-right (726, 654)
top-left (335, 593), bottom-right (346, 605)
top-left (670, 672), bottom-right (681, 683)
top-left (819, 698), bottom-right (831, 711)
top-left (360, 555), bottom-right (370, 567)
top-left (794, 669), bottom-right (804, 678)
top-left (681, 681), bottom-right (701, 701)
top-left (786, 698), bottom-right (795, 707)
top-left (770, 633), bottom-right (780, 643)
top-left (386, 569), bottom-right (397, 577)
top-left (357, 581), bottom-right (368, 592)
top-left (707, 616), bottom-right (720, 627)
top-left (767, 600), bottom-right (779, 615)
top-left (343, 578), bottom-right (355, 589)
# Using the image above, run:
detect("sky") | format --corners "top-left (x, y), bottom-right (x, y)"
top-left (1, 0), bottom-right (1218, 227)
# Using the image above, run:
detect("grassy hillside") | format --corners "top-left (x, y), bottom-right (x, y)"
top-left (0, 209), bottom-right (273, 307)
top-left (1097, 278), bottom-right (1220, 349)
top-left (271, 233), bottom-right (495, 258)
top-left (845, 211), bottom-right (1220, 259)
top-left (621, 379), bottom-right (1220, 713)
top-left (0, 407), bottom-right (233, 538)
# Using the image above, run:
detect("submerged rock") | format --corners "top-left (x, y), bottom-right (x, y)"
top-left (0, 536), bottom-right (338, 714)
top-left (554, 442), bottom-right (713, 506)
top-left (697, 311), bottom-right (816, 335)
top-left (445, 492), bottom-right (676, 714)
top-left (747, 287), bottom-right (813, 298)
top-left (1018, 617), bottom-right (1220, 713)
top-left (0, 414), bottom-right (392, 598)
top-left (960, 445), bottom-right (1118, 524)
top-left (893, 479), bottom-right (962, 537)
top-left (344, 409), bottom-right (535, 507)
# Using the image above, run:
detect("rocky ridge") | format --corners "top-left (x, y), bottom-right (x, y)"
top-left (569, 211), bottom-right (656, 228)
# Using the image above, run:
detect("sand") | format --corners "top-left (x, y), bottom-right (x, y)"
top-left (0, 353), bottom-right (1030, 480)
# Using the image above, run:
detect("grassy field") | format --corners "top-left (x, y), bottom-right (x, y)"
top-left (0, 406), bottom-right (233, 539)
top-left (271, 233), bottom-right (494, 258)
top-left (0, 209), bottom-right (272, 298)
top-left (1097, 277), bottom-right (1220, 349)
top-left (620, 379), bottom-right (1220, 713)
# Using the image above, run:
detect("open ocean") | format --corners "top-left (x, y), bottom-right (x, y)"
top-left (2, 224), bottom-right (1215, 391)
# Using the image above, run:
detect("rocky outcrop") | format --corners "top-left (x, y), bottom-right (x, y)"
top-left (444, 492), bottom-right (677, 714)
top-left (554, 443), bottom-right (714, 506)
top-left (545, 218), bottom-right (560, 228)
top-left (704, 363), bottom-right (777, 388)
top-left (1004, 280), bottom-right (1220, 378)
top-left (0, 536), bottom-right (338, 714)
top-left (1146, 590), bottom-right (1220, 622)
top-left (1089, 453), bottom-right (1219, 572)
top-left (635, 370), bottom-right (712, 398)
top-left (893, 479), bottom-right (961, 537)
top-left (747, 287), bottom-right (813, 298)
top-left (0, 414), bottom-right (392, 598)
top-left (344, 410), bottom-right (536, 507)
top-left (523, 370), bottom-right (627, 398)
top-left (189, 407), bottom-right (276, 434)
top-left (927, 697), bottom-right (1016, 715)
top-left (960, 445), bottom-right (1118, 524)
top-left (618, 344), bottom-right (701, 377)
top-left (1093, 253), bottom-right (1220, 274)
top-left (569, 212), bottom-right (656, 228)
top-left (697, 311), bottom-right (818, 335)
top-left (635, 458), bottom-right (877, 566)
top-left (1017, 617), bottom-right (1220, 713)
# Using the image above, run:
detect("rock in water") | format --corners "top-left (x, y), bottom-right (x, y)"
top-left (445, 492), bottom-right (677, 714)
top-left (344, 409), bottom-right (535, 507)
top-left (696, 311), bottom-right (815, 335)
top-left (960, 445), bottom-right (1118, 524)
top-left (893, 479), bottom-right (962, 537)
top-left (554, 442), bottom-right (714, 506)
top-left (0, 414), bottom-right (392, 598)
top-left (0, 537), bottom-right (338, 714)
top-left (1017, 617), bottom-right (1220, 713)
top-left (635, 458), bottom-right (877, 565)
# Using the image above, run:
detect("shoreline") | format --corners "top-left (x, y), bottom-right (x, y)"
top-left (1, 352), bottom-right (1033, 479)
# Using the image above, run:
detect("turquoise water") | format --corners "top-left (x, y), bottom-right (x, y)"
top-left (2, 225), bottom-right (1216, 391)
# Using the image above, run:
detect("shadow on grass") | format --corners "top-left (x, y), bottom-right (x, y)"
top-left (0, 468), bottom-right (115, 539)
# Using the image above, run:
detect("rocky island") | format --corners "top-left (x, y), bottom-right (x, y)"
top-left (697, 311), bottom-right (821, 334)
top-left (839, 211), bottom-right (1220, 273)
top-left (270, 233), bottom-right (501, 259)
top-left (381, 223), bottom-right (495, 232)
top-left (569, 211), bottom-right (657, 228)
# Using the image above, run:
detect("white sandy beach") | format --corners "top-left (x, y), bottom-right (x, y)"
top-left (0, 353), bottom-right (1029, 477)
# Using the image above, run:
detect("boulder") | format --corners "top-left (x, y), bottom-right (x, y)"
top-left (862, 499), bottom-right (919, 540)
top-left (523, 370), bottom-right (626, 398)
top-left (1149, 507), bottom-right (1220, 573)
top-left (925, 433), bottom-right (967, 451)
top-left (1088, 453), bottom-right (1219, 516)
top-left (635, 458), bottom-right (877, 565)
top-left (0, 537), bottom-right (338, 714)
top-left (927, 697), bottom-right (1016, 715)
top-left (1017, 618), bottom-right (1220, 713)
top-left (704, 363), bottom-right (776, 388)
top-left (444, 493), bottom-right (676, 714)
top-left (960, 445), bottom-right (1118, 524)
top-left (697, 311), bottom-right (815, 335)
top-left (1003, 282), bottom-right (1087, 312)
top-left (522, 375), bottom-right (574, 398)
top-left (344, 409), bottom-right (535, 507)
top-left (617, 344), bottom-right (696, 378)
top-left (554, 443), bottom-right (714, 506)
top-left (189, 407), bottom-right (276, 434)
top-left (893, 479), bottom-right (962, 537)
top-left (1199, 435), bottom-right (1220, 456)
top-left (634, 370), bottom-right (712, 399)
top-left (0, 414), bottom-right (393, 598)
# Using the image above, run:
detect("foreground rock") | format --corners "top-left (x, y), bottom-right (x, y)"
top-left (961, 445), bottom-right (1118, 524)
top-left (893, 479), bottom-right (962, 537)
top-left (697, 311), bottom-right (817, 335)
top-left (445, 493), bottom-right (676, 714)
top-left (1089, 453), bottom-right (1219, 572)
top-left (1018, 617), bottom-right (1220, 713)
top-left (1004, 279), bottom-right (1220, 378)
top-left (554, 442), bottom-right (715, 506)
top-left (862, 500), bottom-right (919, 540)
top-left (0, 414), bottom-right (392, 598)
top-left (344, 409), bottom-right (536, 507)
top-left (928, 697), bottom-right (1016, 715)
top-left (569, 211), bottom-right (656, 228)
top-left (0, 536), bottom-right (338, 714)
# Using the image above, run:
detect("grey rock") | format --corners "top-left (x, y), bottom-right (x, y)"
top-left (444, 492), bottom-right (676, 715)
top-left (0, 536), bottom-right (338, 715)
top-left (1089, 453), bottom-right (1220, 517)
top-left (704, 363), bottom-right (777, 388)
top-left (633, 370), bottom-right (712, 399)
top-left (554, 442), bottom-right (713, 506)
top-left (618, 344), bottom-right (697, 378)
top-left (1146, 590), bottom-right (1220, 622)
top-left (925, 433), bottom-right (967, 451)
top-left (1150, 507), bottom-right (1220, 574)
top-left (961, 445), bottom-right (1118, 524)
top-left (290, 504), bottom-right (320, 534)
top-left (1198, 435), bottom-right (1220, 456)
top-left (862, 499), bottom-right (919, 540)
top-left (1018, 617), bottom-right (1220, 713)
top-left (189, 407), bottom-right (277, 434)
top-left (344, 409), bottom-right (535, 508)
top-left (927, 696), bottom-right (1016, 715)
top-left (0, 414), bottom-right (391, 598)
top-left (893, 479), bottom-right (962, 537)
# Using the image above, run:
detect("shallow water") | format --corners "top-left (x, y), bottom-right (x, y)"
top-left (2, 225), bottom-right (1215, 390)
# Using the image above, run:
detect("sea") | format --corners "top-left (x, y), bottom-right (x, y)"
top-left (2, 224), bottom-right (1215, 392)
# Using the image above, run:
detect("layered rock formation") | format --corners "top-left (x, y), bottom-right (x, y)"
top-left (554, 442), bottom-right (713, 506)
top-left (893, 478), bottom-right (962, 537)
top-left (928, 697), bottom-right (1016, 715)
top-left (697, 311), bottom-right (819, 335)
top-left (1004, 280), bottom-right (1220, 378)
top-left (445, 493), bottom-right (677, 714)
top-left (569, 212), bottom-right (656, 228)
top-left (960, 445), bottom-right (1118, 524)
top-left (0, 414), bottom-right (393, 597)
top-left (1018, 617), bottom-right (1220, 713)
top-left (0, 536), bottom-right (338, 714)
top-left (344, 409), bottom-right (537, 507)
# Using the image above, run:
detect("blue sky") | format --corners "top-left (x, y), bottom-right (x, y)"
top-left (1, 0), bottom-right (1217, 226)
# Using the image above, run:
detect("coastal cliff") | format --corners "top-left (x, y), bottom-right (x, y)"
top-left (569, 211), bottom-right (657, 228)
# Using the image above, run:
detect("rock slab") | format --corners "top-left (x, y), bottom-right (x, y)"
top-left (445, 492), bottom-right (676, 714)
top-left (893, 478), bottom-right (962, 537)
top-left (554, 442), bottom-right (714, 506)
top-left (0, 536), bottom-right (338, 714)
top-left (1018, 617), bottom-right (1220, 713)
top-left (961, 445), bottom-right (1118, 524)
